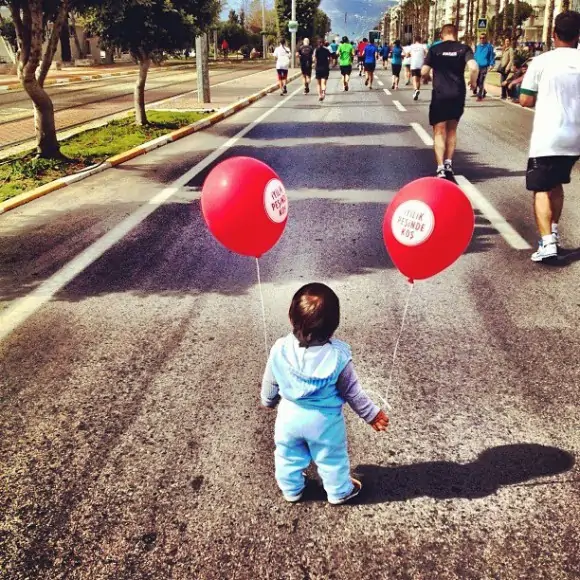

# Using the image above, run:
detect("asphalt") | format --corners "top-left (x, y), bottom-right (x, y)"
top-left (0, 67), bottom-right (579, 580)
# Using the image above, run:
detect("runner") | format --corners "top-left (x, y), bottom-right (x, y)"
top-left (421, 24), bottom-right (479, 182)
top-left (357, 38), bottom-right (368, 76)
top-left (407, 35), bottom-right (427, 100)
top-left (329, 38), bottom-right (339, 68)
top-left (273, 38), bottom-right (291, 95)
top-left (338, 36), bottom-right (355, 91)
top-left (402, 43), bottom-right (412, 85)
top-left (390, 39), bottom-right (403, 89)
top-left (473, 32), bottom-right (495, 100)
top-left (381, 41), bottom-right (390, 69)
top-left (363, 40), bottom-right (379, 89)
top-left (297, 38), bottom-right (314, 94)
top-left (313, 38), bottom-right (331, 101)
top-left (519, 10), bottom-right (580, 262)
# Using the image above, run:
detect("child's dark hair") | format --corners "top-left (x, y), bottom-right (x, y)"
top-left (289, 283), bottom-right (340, 347)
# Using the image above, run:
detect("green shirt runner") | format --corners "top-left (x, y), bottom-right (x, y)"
top-left (338, 43), bottom-right (354, 66)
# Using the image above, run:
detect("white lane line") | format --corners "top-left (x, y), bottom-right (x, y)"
top-left (377, 80), bottom-right (384, 87)
top-left (0, 86), bottom-right (302, 343)
top-left (393, 100), bottom-right (406, 112)
top-left (410, 122), bottom-right (433, 146)
top-left (455, 175), bottom-right (532, 250)
top-left (383, 88), bottom-right (392, 95)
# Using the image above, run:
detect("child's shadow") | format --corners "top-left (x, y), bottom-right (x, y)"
top-left (302, 444), bottom-right (575, 504)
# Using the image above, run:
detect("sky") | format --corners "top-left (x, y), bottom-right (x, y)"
top-left (220, 0), bottom-right (397, 40)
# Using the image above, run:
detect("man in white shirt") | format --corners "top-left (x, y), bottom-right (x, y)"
top-left (406, 36), bottom-right (427, 100)
top-left (520, 10), bottom-right (580, 262)
top-left (273, 38), bottom-right (291, 95)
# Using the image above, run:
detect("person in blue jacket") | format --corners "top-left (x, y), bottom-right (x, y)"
top-left (261, 283), bottom-right (389, 504)
top-left (390, 39), bottom-right (403, 89)
top-left (473, 31), bottom-right (495, 100)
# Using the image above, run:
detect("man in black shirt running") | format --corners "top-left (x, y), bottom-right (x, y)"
top-left (421, 24), bottom-right (478, 182)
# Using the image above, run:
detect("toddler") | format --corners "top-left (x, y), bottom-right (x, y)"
top-left (261, 282), bottom-right (389, 504)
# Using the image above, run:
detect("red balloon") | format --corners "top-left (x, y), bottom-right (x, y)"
top-left (201, 157), bottom-right (288, 257)
top-left (383, 177), bottom-right (474, 281)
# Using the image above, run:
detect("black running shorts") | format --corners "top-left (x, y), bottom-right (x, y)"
top-left (429, 97), bottom-right (465, 126)
top-left (392, 64), bottom-right (402, 78)
top-left (300, 63), bottom-right (312, 76)
top-left (340, 65), bottom-right (352, 76)
top-left (411, 68), bottom-right (422, 78)
top-left (526, 155), bottom-right (580, 192)
top-left (315, 68), bottom-right (329, 80)
top-left (364, 62), bottom-right (376, 72)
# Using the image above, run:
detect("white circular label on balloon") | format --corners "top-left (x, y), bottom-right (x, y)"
top-left (264, 178), bottom-right (288, 223)
top-left (391, 200), bottom-right (435, 246)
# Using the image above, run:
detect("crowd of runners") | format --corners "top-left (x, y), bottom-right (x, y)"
top-left (271, 10), bottom-right (580, 264)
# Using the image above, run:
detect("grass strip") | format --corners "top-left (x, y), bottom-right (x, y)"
top-left (0, 111), bottom-right (208, 202)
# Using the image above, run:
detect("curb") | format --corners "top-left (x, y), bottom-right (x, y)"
top-left (0, 72), bottom-right (300, 216)
top-left (0, 64), bottom-right (197, 92)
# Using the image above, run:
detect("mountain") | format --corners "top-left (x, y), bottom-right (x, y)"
top-left (320, 0), bottom-right (397, 40)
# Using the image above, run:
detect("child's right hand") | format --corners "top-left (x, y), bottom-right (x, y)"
top-left (370, 409), bottom-right (389, 432)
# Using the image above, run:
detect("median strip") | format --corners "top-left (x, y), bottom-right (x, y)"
top-left (0, 72), bottom-right (300, 215)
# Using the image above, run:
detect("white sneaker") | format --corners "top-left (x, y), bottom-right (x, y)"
top-left (531, 240), bottom-right (558, 262)
top-left (328, 477), bottom-right (362, 505)
top-left (552, 228), bottom-right (561, 247)
top-left (413, 90), bottom-right (420, 100)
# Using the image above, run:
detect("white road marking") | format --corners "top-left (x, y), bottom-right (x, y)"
top-left (455, 175), bottom-right (532, 250)
top-left (410, 122), bottom-right (434, 146)
top-left (0, 86), bottom-right (302, 343)
top-left (377, 80), bottom-right (384, 87)
top-left (393, 100), bottom-right (406, 112)
top-left (383, 88), bottom-right (391, 95)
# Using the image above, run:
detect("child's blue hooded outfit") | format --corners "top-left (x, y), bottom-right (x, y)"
top-left (261, 334), bottom-right (380, 503)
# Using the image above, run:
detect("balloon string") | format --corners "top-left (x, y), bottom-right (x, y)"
top-left (383, 282), bottom-right (415, 410)
top-left (255, 258), bottom-right (269, 359)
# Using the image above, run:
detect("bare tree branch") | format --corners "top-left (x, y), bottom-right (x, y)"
top-left (38, 0), bottom-right (69, 87)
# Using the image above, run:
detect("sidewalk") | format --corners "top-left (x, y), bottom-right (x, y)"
top-left (0, 66), bottom-right (294, 160)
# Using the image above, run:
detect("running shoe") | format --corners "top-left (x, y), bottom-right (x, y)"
top-left (283, 86), bottom-right (288, 95)
top-left (344, 83), bottom-right (349, 91)
top-left (365, 77), bottom-right (369, 86)
top-left (444, 164), bottom-right (457, 183)
top-left (369, 84), bottom-right (373, 89)
top-left (476, 96), bottom-right (483, 102)
top-left (328, 478), bottom-right (362, 505)
top-left (405, 80), bottom-right (411, 86)
top-left (391, 82), bottom-right (395, 89)
top-left (413, 90), bottom-right (420, 100)
top-left (552, 228), bottom-right (561, 247)
top-left (531, 239), bottom-right (558, 262)
top-left (436, 168), bottom-right (447, 179)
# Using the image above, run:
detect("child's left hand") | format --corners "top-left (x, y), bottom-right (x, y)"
top-left (370, 409), bottom-right (389, 432)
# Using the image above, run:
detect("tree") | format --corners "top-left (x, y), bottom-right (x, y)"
top-left (0, 0), bottom-right (102, 158)
top-left (0, 14), bottom-right (17, 51)
top-left (218, 21), bottom-right (249, 51)
top-left (491, 1), bottom-right (533, 39)
top-left (502, 0), bottom-right (509, 38)
top-left (228, 9), bottom-right (240, 24)
top-left (545, 0), bottom-right (555, 48)
top-left (493, 0), bottom-right (501, 42)
top-left (246, 0), bottom-right (277, 34)
top-left (276, 0), bottom-right (320, 40)
top-left (511, 0), bottom-right (519, 40)
top-left (85, 0), bottom-right (217, 126)
top-left (313, 8), bottom-right (330, 39)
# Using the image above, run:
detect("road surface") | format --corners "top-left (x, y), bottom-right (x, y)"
top-left (0, 70), bottom-right (579, 580)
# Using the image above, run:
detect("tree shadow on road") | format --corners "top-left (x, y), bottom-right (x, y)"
top-left (300, 444), bottom-right (575, 504)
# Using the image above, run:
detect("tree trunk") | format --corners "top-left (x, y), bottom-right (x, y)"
top-left (493, 0), bottom-right (501, 42)
top-left (465, 0), bottom-right (472, 41)
top-left (502, 0), bottom-right (509, 40)
top-left (10, 0), bottom-right (65, 158)
top-left (69, 12), bottom-right (84, 58)
top-left (134, 51), bottom-right (150, 126)
top-left (60, 19), bottom-right (72, 62)
top-left (512, 0), bottom-right (519, 41)
top-left (546, 0), bottom-right (555, 49)
top-left (455, 0), bottom-right (462, 26)
top-left (481, 0), bottom-right (487, 17)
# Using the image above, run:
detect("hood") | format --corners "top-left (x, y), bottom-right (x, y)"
top-left (281, 334), bottom-right (341, 381)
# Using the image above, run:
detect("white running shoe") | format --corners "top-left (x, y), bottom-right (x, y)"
top-left (531, 240), bottom-right (558, 262)
top-left (413, 90), bottom-right (419, 100)
top-left (329, 477), bottom-right (362, 505)
top-left (552, 227), bottom-right (561, 247)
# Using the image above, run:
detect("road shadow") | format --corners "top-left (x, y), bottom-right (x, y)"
top-left (299, 444), bottom-right (575, 504)
top-left (537, 246), bottom-right (580, 268)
